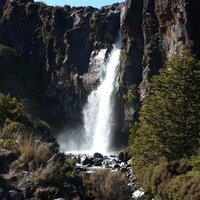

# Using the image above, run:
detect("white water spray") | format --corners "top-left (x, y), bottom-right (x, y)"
top-left (83, 45), bottom-right (120, 154)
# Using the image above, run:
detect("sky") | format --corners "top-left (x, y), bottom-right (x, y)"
top-left (34, 0), bottom-right (125, 8)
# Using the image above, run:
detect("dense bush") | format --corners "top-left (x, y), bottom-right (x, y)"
top-left (0, 93), bottom-right (28, 125)
top-left (141, 158), bottom-right (200, 200)
top-left (81, 170), bottom-right (131, 200)
top-left (130, 51), bottom-right (200, 199)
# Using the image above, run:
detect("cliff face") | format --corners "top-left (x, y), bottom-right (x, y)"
top-left (0, 0), bottom-right (199, 140)
top-left (120, 0), bottom-right (200, 131)
top-left (0, 0), bottom-right (120, 122)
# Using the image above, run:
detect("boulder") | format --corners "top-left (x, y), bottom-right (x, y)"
top-left (112, 164), bottom-right (120, 169)
top-left (93, 158), bottom-right (103, 166)
top-left (118, 151), bottom-right (130, 162)
top-left (9, 190), bottom-right (22, 200)
top-left (82, 156), bottom-right (93, 165)
top-left (93, 152), bottom-right (103, 159)
top-left (0, 150), bottom-right (18, 173)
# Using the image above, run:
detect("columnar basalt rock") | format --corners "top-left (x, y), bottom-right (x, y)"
top-left (0, 0), bottom-right (121, 122)
top-left (119, 0), bottom-right (200, 136)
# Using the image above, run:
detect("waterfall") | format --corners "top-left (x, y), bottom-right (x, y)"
top-left (83, 45), bottom-right (120, 154)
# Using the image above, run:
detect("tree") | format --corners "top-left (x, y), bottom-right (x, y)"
top-left (130, 51), bottom-right (200, 180)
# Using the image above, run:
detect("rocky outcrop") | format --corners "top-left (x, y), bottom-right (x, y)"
top-left (119, 0), bottom-right (200, 133)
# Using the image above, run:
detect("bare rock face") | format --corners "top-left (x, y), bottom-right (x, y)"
top-left (119, 0), bottom-right (200, 134)
top-left (0, 0), bottom-right (121, 122)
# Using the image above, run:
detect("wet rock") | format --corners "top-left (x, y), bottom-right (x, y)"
top-left (132, 189), bottom-right (145, 200)
top-left (76, 164), bottom-right (86, 172)
top-left (120, 166), bottom-right (128, 173)
top-left (118, 151), bottom-right (130, 162)
top-left (93, 158), bottom-right (103, 166)
top-left (93, 152), bottom-right (103, 159)
top-left (112, 163), bottom-right (120, 169)
top-left (9, 190), bottom-right (22, 200)
top-left (54, 199), bottom-right (65, 200)
top-left (82, 156), bottom-right (93, 165)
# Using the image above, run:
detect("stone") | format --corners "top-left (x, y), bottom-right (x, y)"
top-left (9, 190), bottom-right (22, 200)
top-left (93, 152), bottom-right (103, 159)
top-left (0, 188), bottom-right (6, 200)
top-left (0, 150), bottom-right (18, 173)
top-left (54, 199), bottom-right (65, 200)
top-left (112, 164), bottom-right (120, 169)
top-left (82, 156), bottom-right (93, 165)
top-left (118, 151), bottom-right (130, 162)
top-left (93, 158), bottom-right (103, 166)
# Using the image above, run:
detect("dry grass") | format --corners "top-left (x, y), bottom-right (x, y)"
top-left (81, 170), bottom-right (131, 200)
top-left (18, 135), bottom-right (57, 167)
top-left (34, 187), bottom-right (59, 200)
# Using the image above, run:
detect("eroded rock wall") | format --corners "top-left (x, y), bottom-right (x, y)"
top-left (119, 0), bottom-right (200, 135)
top-left (0, 0), bottom-right (120, 122)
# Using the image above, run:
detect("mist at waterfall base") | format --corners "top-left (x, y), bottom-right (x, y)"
top-left (58, 45), bottom-right (120, 154)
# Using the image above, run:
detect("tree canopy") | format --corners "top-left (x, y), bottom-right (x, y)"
top-left (130, 51), bottom-right (200, 198)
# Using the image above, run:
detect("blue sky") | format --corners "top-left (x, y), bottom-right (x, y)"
top-left (34, 0), bottom-right (125, 8)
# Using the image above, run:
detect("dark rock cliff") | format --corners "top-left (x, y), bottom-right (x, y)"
top-left (0, 0), bottom-right (199, 142)
top-left (0, 0), bottom-right (120, 123)
top-left (119, 0), bottom-right (200, 135)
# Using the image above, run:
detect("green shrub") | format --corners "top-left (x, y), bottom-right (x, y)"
top-left (0, 44), bottom-right (21, 75)
top-left (2, 121), bottom-right (26, 140)
top-left (131, 50), bottom-right (200, 176)
top-left (0, 93), bottom-right (28, 126)
top-left (0, 138), bottom-right (18, 152)
top-left (120, 50), bottom-right (127, 64)
top-left (140, 158), bottom-right (200, 200)
top-left (34, 119), bottom-right (50, 134)
top-left (129, 51), bottom-right (200, 199)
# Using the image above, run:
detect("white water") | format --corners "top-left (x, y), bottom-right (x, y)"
top-left (83, 45), bottom-right (120, 154)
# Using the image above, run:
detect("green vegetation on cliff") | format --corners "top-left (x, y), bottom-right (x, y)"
top-left (130, 51), bottom-right (200, 199)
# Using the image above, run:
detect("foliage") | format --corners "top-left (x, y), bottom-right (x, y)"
top-left (81, 170), bottom-right (131, 200)
top-left (34, 187), bottom-right (59, 200)
top-left (2, 121), bottom-right (26, 140)
top-left (32, 156), bottom-right (76, 187)
top-left (0, 44), bottom-right (21, 77)
top-left (141, 159), bottom-right (200, 200)
top-left (129, 51), bottom-right (200, 199)
top-left (34, 119), bottom-right (50, 135)
top-left (125, 87), bottom-right (137, 106)
top-left (0, 93), bottom-right (28, 126)
top-left (0, 138), bottom-right (18, 152)
top-left (120, 50), bottom-right (127, 64)
top-left (129, 122), bottom-right (139, 149)
top-left (18, 135), bottom-right (57, 167)
top-left (25, 2), bottom-right (38, 12)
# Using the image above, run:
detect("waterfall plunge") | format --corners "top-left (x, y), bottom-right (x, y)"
top-left (83, 45), bottom-right (120, 154)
